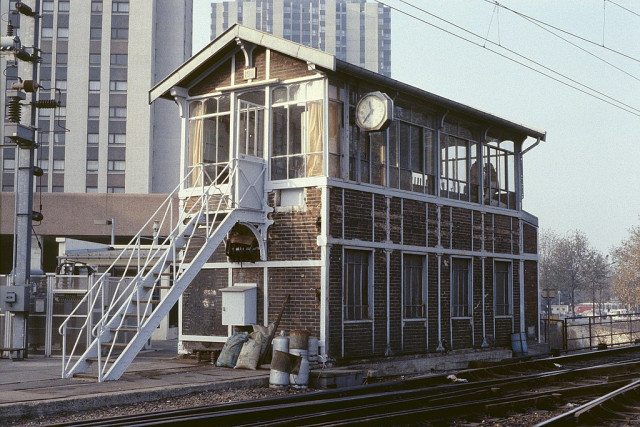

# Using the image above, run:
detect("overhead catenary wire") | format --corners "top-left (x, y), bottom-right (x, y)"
top-left (481, 0), bottom-right (640, 64)
top-left (376, 0), bottom-right (640, 118)
top-left (481, 0), bottom-right (640, 83)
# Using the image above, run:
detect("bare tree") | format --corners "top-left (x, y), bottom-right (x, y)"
top-left (611, 225), bottom-right (640, 312)
top-left (539, 230), bottom-right (606, 316)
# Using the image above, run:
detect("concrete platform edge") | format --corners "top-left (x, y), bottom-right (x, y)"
top-left (0, 376), bottom-right (269, 423)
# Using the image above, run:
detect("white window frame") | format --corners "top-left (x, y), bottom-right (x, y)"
top-left (494, 260), bottom-right (513, 317)
top-left (451, 257), bottom-right (472, 319)
top-left (343, 248), bottom-right (373, 323)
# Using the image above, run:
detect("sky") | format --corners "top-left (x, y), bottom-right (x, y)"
top-left (191, 0), bottom-right (640, 255)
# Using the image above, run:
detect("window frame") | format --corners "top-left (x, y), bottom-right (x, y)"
top-left (402, 253), bottom-right (426, 319)
top-left (494, 260), bottom-right (513, 317)
top-left (343, 249), bottom-right (373, 322)
top-left (451, 257), bottom-right (472, 319)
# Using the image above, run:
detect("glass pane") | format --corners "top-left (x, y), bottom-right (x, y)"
top-left (272, 106), bottom-right (287, 156)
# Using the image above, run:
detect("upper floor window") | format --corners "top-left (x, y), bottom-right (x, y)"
top-left (271, 80), bottom-right (324, 180)
top-left (110, 54), bottom-right (128, 66)
top-left (57, 27), bottom-right (69, 39)
top-left (441, 120), bottom-right (478, 202)
top-left (107, 160), bottom-right (125, 171)
top-left (58, 1), bottom-right (70, 12)
top-left (111, 28), bottom-right (128, 40)
top-left (237, 91), bottom-right (265, 158)
top-left (89, 80), bottom-right (100, 92)
top-left (109, 80), bottom-right (127, 92)
top-left (483, 139), bottom-right (516, 209)
top-left (188, 94), bottom-right (231, 185)
top-left (112, 2), bottom-right (129, 13)
top-left (108, 133), bottom-right (126, 145)
top-left (109, 107), bottom-right (127, 118)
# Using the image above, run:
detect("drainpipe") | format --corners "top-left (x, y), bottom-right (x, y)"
top-left (436, 205), bottom-right (445, 352)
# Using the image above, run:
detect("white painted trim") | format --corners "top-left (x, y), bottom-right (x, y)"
top-left (181, 335), bottom-right (228, 343)
top-left (263, 267), bottom-right (268, 326)
top-left (320, 185), bottom-right (330, 352)
top-left (326, 237), bottom-right (538, 261)
top-left (201, 260), bottom-right (323, 269)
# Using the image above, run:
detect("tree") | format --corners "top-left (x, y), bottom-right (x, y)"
top-left (539, 230), bottom-right (607, 316)
top-left (611, 225), bottom-right (640, 312)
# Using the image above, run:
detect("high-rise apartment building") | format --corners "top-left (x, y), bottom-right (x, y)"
top-left (0, 0), bottom-right (193, 194)
top-left (210, 0), bottom-right (391, 76)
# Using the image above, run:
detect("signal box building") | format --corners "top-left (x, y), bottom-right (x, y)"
top-left (150, 25), bottom-right (545, 359)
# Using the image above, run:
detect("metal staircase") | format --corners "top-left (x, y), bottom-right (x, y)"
top-left (59, 159), bottom-right (266, 381)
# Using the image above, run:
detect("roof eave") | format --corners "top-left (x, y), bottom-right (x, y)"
top-left (149, 24), bottom-right (335, 104)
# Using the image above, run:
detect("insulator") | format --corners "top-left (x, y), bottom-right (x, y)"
top-left (7, 97), bottom-right (21, 123)
top-left (6, 23), bottom-right (14, 37)
top-left (32, 99), bottom-right (59, 109)
top-left (15, 2), bottom-right (35, 17)
top-left (32, 211), bottom-right (43, 222)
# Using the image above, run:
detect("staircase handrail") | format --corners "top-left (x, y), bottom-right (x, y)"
top-left (59, 163), bottom-right (235, 376)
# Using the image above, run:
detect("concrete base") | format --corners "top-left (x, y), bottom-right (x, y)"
top-left (310, 369), bottom-right (366, 389)
top-left (344, 347), bottom-right (513, 377)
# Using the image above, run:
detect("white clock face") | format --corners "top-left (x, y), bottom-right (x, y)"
top-left (357, 95), bottom-right (385, 128)
top-left (355, 92), bottom-right (392, 131)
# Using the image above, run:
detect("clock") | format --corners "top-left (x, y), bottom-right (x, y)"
top-left (355, 91), bottom-right (393, 131)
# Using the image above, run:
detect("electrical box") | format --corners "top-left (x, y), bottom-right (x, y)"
top-left (221, 284), bottom-right (257, 326)
top-left (0, 285), bottom-right (30, 312)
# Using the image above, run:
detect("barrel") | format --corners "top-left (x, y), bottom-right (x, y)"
top-left (308, 336), bottom-right (319, 362)
top-left (289, 348), bottom-right (309, 389)
top-left (510, 332), bottom-right (528, 356)
top-left (289, 330), bottom-right (309, 350)
top-left (269, 350), bottom-right (291, 388)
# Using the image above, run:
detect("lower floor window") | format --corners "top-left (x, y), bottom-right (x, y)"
top-left (403, 254), bottom-right (425, 318)
top-left (344, 249), bottom-right (371, 321)
top-left (494, 261), bottom-right (512, 316)
top-left (451, 258), bottom-right (471, 317)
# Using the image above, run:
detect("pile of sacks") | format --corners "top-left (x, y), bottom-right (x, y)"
top-left (215, 324), bottom-right (274, 370)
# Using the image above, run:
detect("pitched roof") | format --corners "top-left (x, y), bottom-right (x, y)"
top-left (150, 24), bottom-right (545, 141)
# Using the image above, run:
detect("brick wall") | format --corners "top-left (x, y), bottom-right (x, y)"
top-left (182, 269), bottom-right (229, 337)
top-left (343, 189), bottom-right (372, 241)
top-left (523, 222), bottom-right (538, 254)
top-left (524, 260), bottom-right (539, 337)
top-left (452, 207), bottom-right (472, 251)
top-left (270, 50), bottom-right (315, 80)
top-left (403, 321), bottom-right (427, 353)
top-left (403, 199), bottom-right (426, 247)
top-left (267, 188), bottom-right (322, 261)
top-left (267, 267), bottom-right (321, 337)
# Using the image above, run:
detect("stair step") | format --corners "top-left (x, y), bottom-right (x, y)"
top-left (131, 299), bottom-right (161, 305)
top-left (111, 327), bottom-right (138, 333)
top-left (123, 313), bottom-right (151, 319)
top-left (142, 285), bottom-right (172, 290)
top-left (100, 342), bottom-right (128, 349)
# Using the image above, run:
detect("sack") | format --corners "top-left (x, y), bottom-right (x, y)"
top-left (216, 332), bottom-right (248, 368)
top-left (252, 323), bottom-right (275, 358)
top-left (234, 331), bottom-right (264, 370)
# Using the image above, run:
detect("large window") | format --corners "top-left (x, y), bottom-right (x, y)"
top-left (451, 258), bottom-right (471, 318)
top-left (271, 80), bottom-right (324, 180)
top-left (403, 254), bottom-right (425, 318)
top-left (484, 139), bottom-right (516, 209)
top-left (344, 250), bottom-right (371, 321)
top-left (328, 83), bottom-right (342, 178)
top-left (440, 120), bottom-right (478, 202)
top-left (237, 91), bottom-right (264, 158)
top-left (188, 95), bottom-right (230, 185)
top-left (494, 261), bottom-right (512, 316)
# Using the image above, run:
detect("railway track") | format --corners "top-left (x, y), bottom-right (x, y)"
top-left (537, 378), bottom-right (640, 426)
top-left (51, 345), bottom-right (640, 426)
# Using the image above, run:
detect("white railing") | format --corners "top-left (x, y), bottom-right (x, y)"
top-left (58, 161), bottom-right (247, 380)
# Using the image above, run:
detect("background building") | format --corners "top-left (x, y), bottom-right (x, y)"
top-left (0, 0), bottom-right (193, 272)
top-left (210, 0), bottom-right (391, 76)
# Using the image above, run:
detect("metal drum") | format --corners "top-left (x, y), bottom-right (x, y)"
top-left (269, 331), bottom-right (290, 388)
top-left (289, 348), bottom-right (309, 389)
top-left (307, 336), bottom-right (319, 362)
top-left (289, 330), bottom-right (309, 350)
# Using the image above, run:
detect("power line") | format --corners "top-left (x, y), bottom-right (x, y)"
top-left (482, 0), bottom-right (640, 83)
top-left (483, 0), bottom-right (640, 64)
top-left (377, 0), bottom-right (640, 118)
top-left (606, 0), bottom-right (640, 19)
